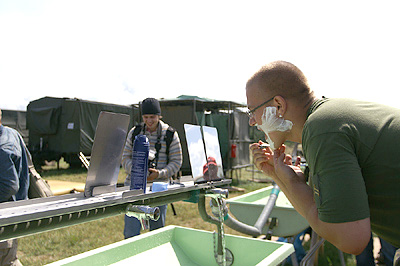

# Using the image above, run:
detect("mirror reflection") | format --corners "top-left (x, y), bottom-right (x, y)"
top-left (184, 124), bottom-right (207, 181)
top-left (202, 126), bottom-right (224, 180)
top-left (184, 124), bottom-right (224, 183)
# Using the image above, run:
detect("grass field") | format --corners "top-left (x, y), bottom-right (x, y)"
top-left (16, 161), bottom-right (356, 265)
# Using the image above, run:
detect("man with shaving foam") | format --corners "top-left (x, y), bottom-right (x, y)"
top-left (246, 61), bottom-right (400, 263)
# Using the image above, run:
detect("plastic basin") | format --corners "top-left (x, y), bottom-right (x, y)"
top-left (46, 225), bottom-right (294, 266)
top-left (227, 186), bottom-right (309, 237)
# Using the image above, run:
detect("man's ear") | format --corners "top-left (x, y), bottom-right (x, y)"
top-left (273, 96), bottom-right (287, 117)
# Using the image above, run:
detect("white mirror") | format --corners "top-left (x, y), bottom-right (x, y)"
top-left (184, 124), bottom-right (207, 181)
top-left (202, 126), bottom-right (224, 180)
top-left (184, 124), bottom-right (224, 183)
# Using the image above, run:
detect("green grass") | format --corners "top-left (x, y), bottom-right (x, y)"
top-left (16, 163), bottom-right (356, 265)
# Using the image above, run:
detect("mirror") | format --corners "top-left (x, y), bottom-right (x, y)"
top-left (84, 112), bottom-right (130, 197)
top-left (184, 124), bottom-right (207, 181)
top-left (202, 126), bottom-right (224, 180)
top-left (184, 124), bottom-right (224, 183)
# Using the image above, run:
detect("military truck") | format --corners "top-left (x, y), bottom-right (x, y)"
top-left (27, 97), bottom-right (140, 168)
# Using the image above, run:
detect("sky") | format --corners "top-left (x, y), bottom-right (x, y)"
top-left (1, 0), bottom-right (399, 111)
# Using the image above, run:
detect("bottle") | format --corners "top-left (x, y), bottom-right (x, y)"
top-left (131, 134), bottom-right (149, 193)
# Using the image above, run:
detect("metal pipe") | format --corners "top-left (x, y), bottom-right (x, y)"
top-left (253, 183), bottom-right (280, 231)
top-left (208, 188), bottom-right (229, 198)
top-left (125, 205), bottom-right (160, 221)
top-left (126, 205), bottom-right (160, 231)
top-left (198, 192), bottom-right (224, 259)
top-left (225, 214), bottom-right (262, 236)
top-left (79, 152), bottom-right (90, 169)
top-left (300, 237), bottom-right (325, 266)
top-left (198, 192), bottom-right (219, 226)
top-left (210, 183), bottom-right (280, 237)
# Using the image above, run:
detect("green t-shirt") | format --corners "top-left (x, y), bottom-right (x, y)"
top-left (302, 98), bottom-right (400, 248)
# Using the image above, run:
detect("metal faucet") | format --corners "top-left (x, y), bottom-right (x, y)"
top-left (198, 189), bottom-right (233, 266)
top-left (125, 205), bottom-right (160, 230)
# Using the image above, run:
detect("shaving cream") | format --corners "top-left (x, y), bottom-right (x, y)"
top-left (257, 106), bottom-right (293, 150)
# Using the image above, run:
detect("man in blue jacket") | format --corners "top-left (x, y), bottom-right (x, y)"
top-left (0, 109), bottom-right (29, 265)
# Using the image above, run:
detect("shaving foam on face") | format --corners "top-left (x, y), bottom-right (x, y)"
top-left (257, 106), bottom-right (293, 150)
top-left (263, 133), bottom-right (276, 150)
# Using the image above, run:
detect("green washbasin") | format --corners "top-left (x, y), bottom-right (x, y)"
top-left (227, 186), bottom-right (309, 237)
top-left (46, 225), bottom-right (294, 266)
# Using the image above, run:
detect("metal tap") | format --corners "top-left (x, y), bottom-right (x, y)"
top-left (208, 188), bottom-right (229, 198)
top-left (125, 205), bottom-right (160, 230)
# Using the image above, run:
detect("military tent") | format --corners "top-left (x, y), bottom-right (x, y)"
top-left (154, 95), bottom-right (251, 175)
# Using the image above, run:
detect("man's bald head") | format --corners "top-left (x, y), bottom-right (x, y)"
top-left (246, 61), bottom-right (312, 105)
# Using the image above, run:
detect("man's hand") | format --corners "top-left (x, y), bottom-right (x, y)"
top-left (273, 145), bottom-right (306, 184)
top-left (249, 141), bottom-right (293, 179)
top-left (147, 168), bottom-right (159, 181)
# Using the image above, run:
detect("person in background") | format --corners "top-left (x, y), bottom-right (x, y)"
top-left (246, 61), bottom-right (400, 262)
top-left (203, 157), bottom-right (218, 181)
top-left (0, 109), bottom-right (29, 266)
top-left (121, 98), bottom-right (182, 238)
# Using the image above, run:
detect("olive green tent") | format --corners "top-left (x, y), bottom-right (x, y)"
top-left (27, 95), bottom-right (251, 175)
top-left (27, 97), bottom-right (140, 168)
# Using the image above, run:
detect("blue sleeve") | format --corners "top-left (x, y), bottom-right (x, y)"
top-left (0, 149), bottom-right (19, 202)
top-left (15, 137), bottom-right (30, 201)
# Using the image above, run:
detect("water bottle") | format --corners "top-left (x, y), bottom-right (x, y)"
top-left (131, 134), bottom-right (149, 193)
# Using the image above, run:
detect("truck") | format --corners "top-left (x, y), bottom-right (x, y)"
top-left (27, 96), bottom-right (140, 168)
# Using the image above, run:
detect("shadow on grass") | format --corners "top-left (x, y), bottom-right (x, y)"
top-left (40, 167), bottom-right (87, 178)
